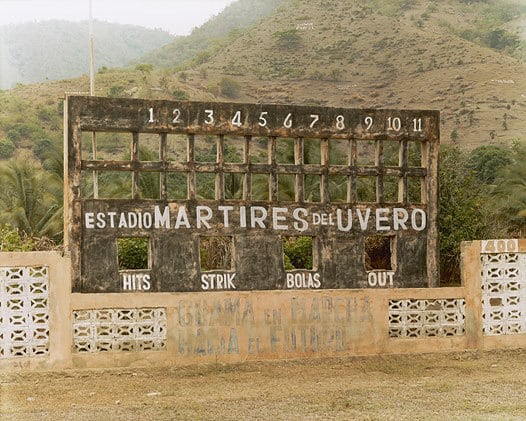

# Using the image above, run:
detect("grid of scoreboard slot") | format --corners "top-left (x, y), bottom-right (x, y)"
top-left (80, 131), bottom-right (428, 204)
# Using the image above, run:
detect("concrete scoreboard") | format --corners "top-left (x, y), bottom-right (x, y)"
top-left (65, 96), bottom-right (439, 293)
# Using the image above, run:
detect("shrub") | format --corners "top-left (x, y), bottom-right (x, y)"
top-left (219, 77), bottom-right (241, 98)
top-left (283, 236), bottom-right (313, 270)
top-left (0, 138), bottom-right (15, 159)
top-left (117, 237), bottom-right (149, 270)
top-left (172, 89), bottom-right (189, 100)
top-left (108, 85), bottom-right (125, 97)
top-left (273, 29), bottom-right (302, 49)
top-left (32, 138), bottom-right (54, 161)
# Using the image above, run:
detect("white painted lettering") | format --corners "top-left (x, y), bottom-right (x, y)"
top-left (285, 272), bottom-right (321, 289)
top-left (85, 212), bottom-right (95, 228)
top-left (375, 208), bottom-right (390, 231)
top-left (96, 212), bottom-right (106, 228)
top-left (143, 212), bottom-right (152, 229)
top-left (411, 209), bottom-right (426, 231)
top-left (154, 206), bottom-right (170, 228)
top-left (200, 273), bottom-right (236, 290)
top-left (356, 208), bottom-right (371, 230)
top-left (107, 212), bottom-right (117, 228)
top-left (196, 206), bottom-right (213, 229)
top-left (127, 212), bottom-right (138, 228)
top-left (174, 206), bottom-right (190, 228)
top-left (218, 205), bottom-right (234, 228)
top-left (272, 207), bottom-right (288, 230)
top-left (250, 206), bottom-right (267, 228)
top-left (292, 208), bottom-right (308, 232)
top-left (118, 213), bottom-right (127, 228)
top-left (368, 271), bottom-right (395, 287)
top-left (336, 209), bottom-right (352, 232)
top-left (240, 206), bottom-right (247, 228)
top-left (393, 208), bottom-right (408, 230)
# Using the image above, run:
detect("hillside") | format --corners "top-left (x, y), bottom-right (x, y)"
top-left (139, 0), bottom-right (285, 68)
top-left (183, 0), bottom-right (526, 149)
top-left (0, 0), bottom-right (525, 156)
top-left (0, 20), bottom-right (173, 89)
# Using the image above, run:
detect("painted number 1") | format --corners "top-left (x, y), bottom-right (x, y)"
top-left (413, 118), bottom-right (422, 132)
top-left (148, 107), bottom-right (154, 123)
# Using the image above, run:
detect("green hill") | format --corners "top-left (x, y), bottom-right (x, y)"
top-left (0, 0), bottom-right (525, 153)
top-left (0, 20), bottom-right (174, 89)
top-left (138, 0), bottom-right (285, 68)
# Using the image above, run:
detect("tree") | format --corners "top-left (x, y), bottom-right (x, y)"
top-left (273, 29), bottom-right (302, 49)
top-left (439, 146), bottom-right (492, 283)
top-left (467, 145), bottom-right (512, 184)
top-left (0, 158), bottom-right (62, 240)
top-left (492, 142), bottom-right (526, 236)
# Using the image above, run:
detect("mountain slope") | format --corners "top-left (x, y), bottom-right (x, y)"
top-left (139, 0), bottom-right (285, 68)
top-left (0, 0), bottom-right (524, 154)
top-left (0, 20), bottom-right (173, 89)
top-left (178, 0), bottom-right (526, 148)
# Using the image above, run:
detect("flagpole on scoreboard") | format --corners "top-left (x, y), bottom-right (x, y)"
top-left (89, 0), bottom-right (98, 198)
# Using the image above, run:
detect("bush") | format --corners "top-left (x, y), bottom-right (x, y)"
top-left (219, 77), bottom-right (241, 98)
top-left (283, 236), bottom-right (313, 270)
top-left (172, 89), bottom-right (189, 100)
top-left (108, 85), bottom-right (125, 97)
top-left (32, 138), bottom-right (54, 161)
top-left (117, 237), bottom-right (149, 270)
top-left (0, 224), bottom-right (57, 251)
top-left (274, 29), bottom-right (302, 49)
top-left (0, 138), bottom-right (15, 159)
top-left (0, 224), bottom-right (36, 251)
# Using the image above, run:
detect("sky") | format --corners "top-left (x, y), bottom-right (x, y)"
top-left (0, 0), bottom-right (237, 35)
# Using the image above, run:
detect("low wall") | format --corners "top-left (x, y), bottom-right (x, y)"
top-left (1, 239), bottom-right (525, 371)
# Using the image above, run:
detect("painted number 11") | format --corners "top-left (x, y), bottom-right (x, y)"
top-left (413, 118), bottom-right (422, 132)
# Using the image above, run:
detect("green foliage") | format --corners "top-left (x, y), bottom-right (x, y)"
top-left (484, 29), bottom-right (520, 51)
top-left (0, 224), bottom-right (36, 251)
top-left (467, 145), bottom-right (512, 184)
top-left (6, 122), bottom-right (45, 144)
top-left (219, 77), bottom-right (241, 98)
top-left (439, 146), bottom-right (492, 283)
top-left (0, 138), bottom-right (15, 159)
top-left (492, 141), bottom-right (526, 236)
top-left (32, 138), bottom-right (54, 162)
top-left (273, 29), bottom-right (302, 49)
top-left (108, 85), bottom-right (125, 97)
top-left (172, 89), bottom-right (189, 100)
top-left (117, 237), bottom-right (149, 270)
top-left (0, 158), bottom-right (62, 240)
top-left (283, 236), bottom-right (313, 270)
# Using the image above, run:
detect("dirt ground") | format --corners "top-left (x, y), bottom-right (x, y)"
top-left (1, 349), bottom-right (525, 420)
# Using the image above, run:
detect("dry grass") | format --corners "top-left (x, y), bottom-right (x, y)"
top-left (1, 349), bottom-right (525, 420)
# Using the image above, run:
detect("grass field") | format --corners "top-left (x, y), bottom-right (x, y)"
top-left (1, 349), bottom-right (525, 420)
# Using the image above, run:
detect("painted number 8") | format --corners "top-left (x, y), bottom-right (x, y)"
top-left (336, 115), bottom-right (345, 130)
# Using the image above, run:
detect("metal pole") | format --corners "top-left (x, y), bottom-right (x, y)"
top-left (89, 0), bottom-right (98, 198)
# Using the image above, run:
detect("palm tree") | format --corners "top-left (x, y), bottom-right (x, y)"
top-left (493, 143), bottom-right (526, 236)
top-left (0, 157), bottom-right (62, 240)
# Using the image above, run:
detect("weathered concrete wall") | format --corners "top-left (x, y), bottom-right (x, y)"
top-left (1, 239), bottom-right (525, 371)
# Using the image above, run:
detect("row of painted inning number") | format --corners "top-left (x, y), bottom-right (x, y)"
top-left (147, 108), bottom-right (425, 133)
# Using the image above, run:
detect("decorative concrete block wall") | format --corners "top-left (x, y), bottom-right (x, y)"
top-left (480, 240), bottom-right (526, 336)
top-left (0, 240), bottom-right (525, 371)
top-left (0, 266), bottom-right (49, 359)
